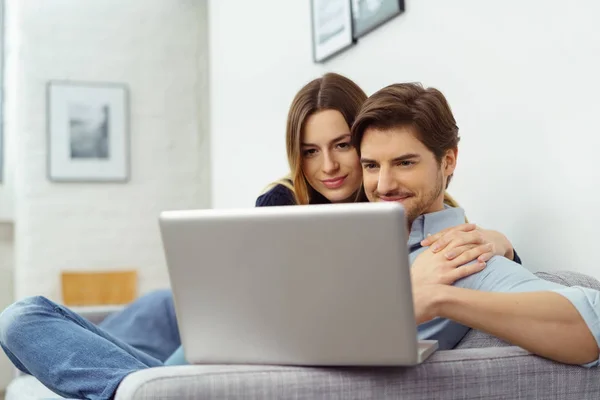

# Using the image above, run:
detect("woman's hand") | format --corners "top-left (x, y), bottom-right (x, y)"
top-left (420, 223), bottom-right (515, 263)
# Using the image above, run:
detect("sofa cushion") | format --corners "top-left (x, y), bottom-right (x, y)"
top-left (116, 347), bottom-right (600, 400)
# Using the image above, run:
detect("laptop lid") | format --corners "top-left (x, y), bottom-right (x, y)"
top-left (159, 202), bottom-right (421, 366)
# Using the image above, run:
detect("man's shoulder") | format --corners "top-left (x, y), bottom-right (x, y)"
top-left (455, 255), bottom-right (532, 291)
top-left (255, 184), bottom-right (296, 207)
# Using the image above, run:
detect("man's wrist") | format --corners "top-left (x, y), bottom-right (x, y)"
top-left (429, 284), bottom-right (457, 319)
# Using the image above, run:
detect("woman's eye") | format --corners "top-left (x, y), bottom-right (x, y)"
top-left (302, 149), bottom-right (318, 157)
top-left (336, 142), bottom-right (352, 150)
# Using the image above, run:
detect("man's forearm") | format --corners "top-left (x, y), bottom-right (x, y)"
top-left (431, 286), bottom-right (599, 365)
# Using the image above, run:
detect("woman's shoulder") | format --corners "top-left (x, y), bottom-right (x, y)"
top-left (255, 184), bottom-right (296, 207)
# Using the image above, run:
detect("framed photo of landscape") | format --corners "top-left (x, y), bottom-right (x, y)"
top-left (47, 81), bottom-right (130, 182)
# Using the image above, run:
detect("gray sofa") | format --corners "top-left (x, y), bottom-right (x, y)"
top-left (5, 271), bottom-right (600, 400)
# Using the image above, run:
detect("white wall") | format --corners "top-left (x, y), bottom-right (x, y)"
top-left (0, 0), bottom-right (15, 222)
top-left (9, 0), bottom-right (210, 300)
top-left (0, 224), bottom-right (14, 391)
top-left (209, 0), bottom-right (600, 278)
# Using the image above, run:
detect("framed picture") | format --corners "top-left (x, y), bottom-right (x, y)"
top-left (47, 81), bottom-right (130, 182)
top-left (351, 0), bottom-right (405, 39)
top-left (311, 0), bottom-right (354, 63)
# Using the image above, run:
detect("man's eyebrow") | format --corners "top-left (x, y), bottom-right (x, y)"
top-left (360, 153), bottom-right (420, 163)
top-left (391, 153), bottom-right (420, 162)
top-left (301, 133), bottom-right (350, 147)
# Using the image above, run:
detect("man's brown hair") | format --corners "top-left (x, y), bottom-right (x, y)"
top-left (351, 82), bottom-right (460, 187)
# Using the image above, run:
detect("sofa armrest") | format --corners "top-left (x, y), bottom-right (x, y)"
top-left (115, 347), bottom-right (600, 400)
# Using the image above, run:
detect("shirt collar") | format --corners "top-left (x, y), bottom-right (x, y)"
top-left (408, 205), bottom-right (467, 248)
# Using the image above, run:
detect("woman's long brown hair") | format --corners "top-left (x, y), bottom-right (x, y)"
top-left (282, 72), bottom-right (368, 204)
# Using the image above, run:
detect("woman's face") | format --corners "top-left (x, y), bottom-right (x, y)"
top-left (300, 109), bottom-right (363, 203)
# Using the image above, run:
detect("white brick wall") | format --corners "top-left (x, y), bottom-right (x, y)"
top-left (8, 0), bottom-right (210, 301)
top-left (0, 224), bottom-right (14, 390)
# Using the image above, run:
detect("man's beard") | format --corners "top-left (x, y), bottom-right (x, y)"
top-left (405, 170), bottom-right (445, 228)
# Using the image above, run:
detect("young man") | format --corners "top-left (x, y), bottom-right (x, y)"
top-left (350, 82), bottom-right (600, 366)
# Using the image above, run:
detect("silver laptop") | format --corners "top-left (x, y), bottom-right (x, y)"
top-left (159, 202), bottom-right (438, 366)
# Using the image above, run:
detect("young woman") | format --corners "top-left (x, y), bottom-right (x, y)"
top-left (0, 73), bottom-right (521, 400)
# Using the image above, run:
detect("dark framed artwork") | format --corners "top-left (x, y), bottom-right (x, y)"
top-left (351, 0), bottom-right (405, 39)
top-left (47, 81), bottom-right (130, 182)
top-left (311, 0), bottom-right (355, 63)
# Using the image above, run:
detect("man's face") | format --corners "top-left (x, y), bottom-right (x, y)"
top-left (359, 126), bottom-right (457, 226)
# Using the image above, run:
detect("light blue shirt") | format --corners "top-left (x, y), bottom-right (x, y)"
top-left (410, 206), bottom-right (600, 367)
top-left (166, 206), bottom-right (600, 367)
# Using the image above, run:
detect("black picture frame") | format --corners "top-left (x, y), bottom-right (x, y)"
top-left (351, 0), bottom-right (405, 40)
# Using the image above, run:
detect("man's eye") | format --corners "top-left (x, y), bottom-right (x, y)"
top-left (399, 161), bottom-right (414, 167)
top-left (363, 163), bottom-right (377, 170)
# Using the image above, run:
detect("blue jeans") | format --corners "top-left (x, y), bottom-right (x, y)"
top-left (98, 289), bottom-right (181, 362)
top-left (0, 291), bottom-right (180, 400)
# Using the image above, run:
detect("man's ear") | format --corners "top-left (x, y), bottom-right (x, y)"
top-left (442, 148), bottom-right (458, 177)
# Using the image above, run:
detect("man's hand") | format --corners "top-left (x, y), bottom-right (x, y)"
top-left (410, 246), bottom-right (486, 325)
top-left (411, 229), bottom-right (494, 325)
top-left (411, 246), bottom-right (486, 288)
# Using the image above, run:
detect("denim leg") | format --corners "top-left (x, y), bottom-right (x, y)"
top-left (0, 296), bottom-right (163, 400)
top-left (99, 289), bottom-right (180, 362)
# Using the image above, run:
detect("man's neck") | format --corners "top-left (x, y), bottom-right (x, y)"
top-left (407, 206), bottom-right (467, 248)
top-left (423, 197), bottom-right (446, 216)
top-left (407, 197), bottom-right (446, 234)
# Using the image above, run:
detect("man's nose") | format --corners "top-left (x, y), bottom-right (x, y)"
top-left (376, 167), bottom-right (398, 195)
